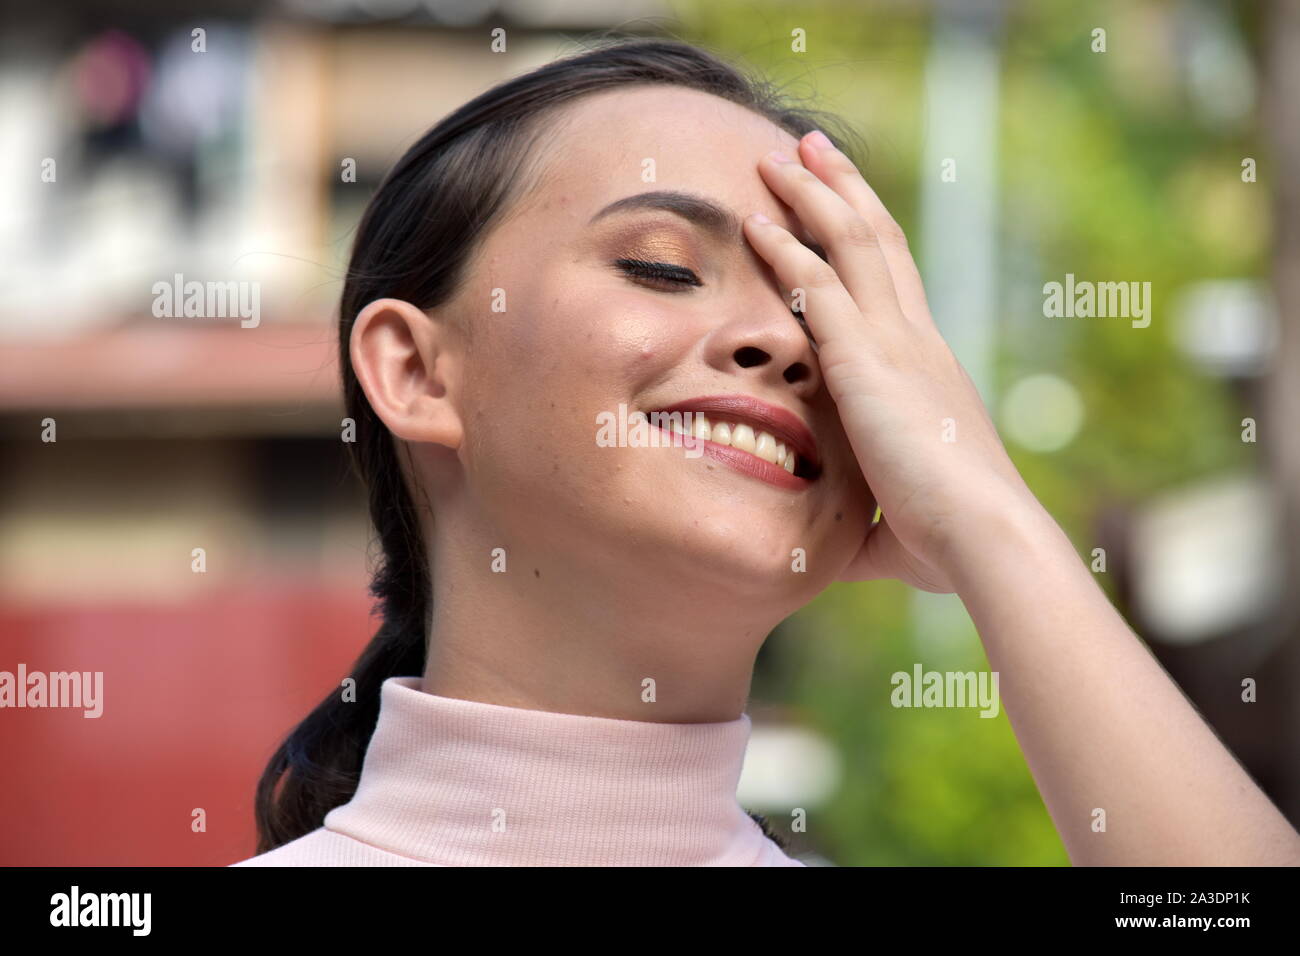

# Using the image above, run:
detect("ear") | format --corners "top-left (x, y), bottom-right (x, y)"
top-left (349, 297), bottom-right (464, 450)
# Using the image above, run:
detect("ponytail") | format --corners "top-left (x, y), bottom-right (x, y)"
top-left (253, 430), bottom-right (429, 852)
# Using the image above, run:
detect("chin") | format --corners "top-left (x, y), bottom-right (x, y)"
top-left (664, 517), bottom-right (821, 593)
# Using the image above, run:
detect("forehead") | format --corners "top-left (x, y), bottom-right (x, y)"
top-left (514, 85), bottom-right (804, 227)
top-left (552, 85), bottom-right (798, 166)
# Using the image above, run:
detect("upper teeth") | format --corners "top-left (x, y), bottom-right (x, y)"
top-left (661, 413), bottom-right (798, 473)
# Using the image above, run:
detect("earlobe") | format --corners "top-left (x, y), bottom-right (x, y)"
top-left (349, 297), bottom-right (464, 450)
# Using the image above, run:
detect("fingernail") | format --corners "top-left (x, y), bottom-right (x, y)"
top-left (748, 212), bottom-right (772, 224)
top-left (767, 150), bottom-right (793, 164)
top-left (807, 129), bottom-right (833, 150)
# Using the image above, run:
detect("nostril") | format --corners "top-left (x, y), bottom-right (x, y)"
top-left (783, 362), bottom-right (811, 384)
top-left (733, 346), bottom-right (767, 368)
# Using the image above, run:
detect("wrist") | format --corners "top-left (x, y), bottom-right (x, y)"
top-left (936, 485), bottom-right (1073, 594)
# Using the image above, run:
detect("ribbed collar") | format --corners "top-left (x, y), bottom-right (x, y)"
top-left (322, 676), bottom-right (795, 866)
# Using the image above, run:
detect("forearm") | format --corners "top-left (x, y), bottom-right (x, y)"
top-left (945, 495), bottom-right (1300, 865)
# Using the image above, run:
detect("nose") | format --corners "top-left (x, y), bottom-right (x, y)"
top-left (708, 299), bottom-right (823, 399)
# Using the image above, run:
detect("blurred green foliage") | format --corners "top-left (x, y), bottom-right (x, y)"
top-left (672, 0), bottom-right (1264, 864)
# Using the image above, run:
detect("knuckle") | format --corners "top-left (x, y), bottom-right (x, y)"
top-left (877, 216), bottom-right (909, 248)
top-left (836, 215), bottom-right (878, 249)
top-left (805, 263), bottom-right (842, 289)
top-left (790, 163), bottom-right (819, 184)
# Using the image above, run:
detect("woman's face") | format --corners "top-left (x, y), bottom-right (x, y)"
top-left (434, 84), bottom-right (875, 615)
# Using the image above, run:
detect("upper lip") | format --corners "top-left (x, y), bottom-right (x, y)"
top-left (649, 394), bottom-right (821, 473)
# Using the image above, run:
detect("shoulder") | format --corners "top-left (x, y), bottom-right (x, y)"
top-left (228, 828), bottom-right (438, 867)
top-left (745, 810), bottom-right (808, 867)
top-left (759, 841), bottom-right (810, 867)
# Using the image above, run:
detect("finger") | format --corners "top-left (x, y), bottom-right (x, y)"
top-left (742, 212), bottom-right (865, 356)
top-left (796, 132), bottom-right (936, 333)
top-left (756, 149), bottom-right (906, 327)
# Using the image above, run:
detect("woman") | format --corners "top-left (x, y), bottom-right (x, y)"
top-left (232, 36), bottom-right (1300, 867)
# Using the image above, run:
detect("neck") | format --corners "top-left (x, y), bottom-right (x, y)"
top-left (421, 513), bottom-right (792, 724)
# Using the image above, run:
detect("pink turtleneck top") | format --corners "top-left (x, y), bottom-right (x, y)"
top-left (230, 676), bottom-right (805, 867)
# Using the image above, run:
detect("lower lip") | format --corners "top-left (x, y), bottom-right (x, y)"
top-left (649, 424), bottom-right (814, 491)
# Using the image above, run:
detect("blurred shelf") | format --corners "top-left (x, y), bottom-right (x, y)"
top-left (0, 319), bottom-right (343, 427)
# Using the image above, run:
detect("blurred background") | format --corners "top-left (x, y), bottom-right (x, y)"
top-left (2, 0), bottom-right (1298, 866)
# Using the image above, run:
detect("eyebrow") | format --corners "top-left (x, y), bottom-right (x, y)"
top-left (588, 189), bottom-right (827, 261)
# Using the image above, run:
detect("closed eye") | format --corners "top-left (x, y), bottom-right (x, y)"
top-left (615, 258), bottom-right (702, 289)
top-left (616, 258), bottom-right (807, 323)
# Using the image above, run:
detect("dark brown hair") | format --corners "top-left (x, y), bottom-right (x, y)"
top-left (253, 32), bottom-right (858, 855)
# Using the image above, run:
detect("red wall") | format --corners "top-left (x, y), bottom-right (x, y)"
top-left (0, 585), bottom-right (375, 865)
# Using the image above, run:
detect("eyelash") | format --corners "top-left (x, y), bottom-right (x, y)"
top-left (615, 258), bottom-right (701, 289)
top-left (615, 257), bottom-right (808, 322)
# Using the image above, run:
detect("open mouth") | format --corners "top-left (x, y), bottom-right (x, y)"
top-left (644, 409), bottom-right (822, 482)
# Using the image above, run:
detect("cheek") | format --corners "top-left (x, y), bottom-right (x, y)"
top-left (520, 285), bottom-right (690, 404)
top-left (830, 471), bottom-right (875, 552)
top-left (572, 290), bottom-right (686, 368)
top-left (456, 295), bottom-right (665, 502)
top-left (511, 276), bottom-right (666, 357)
